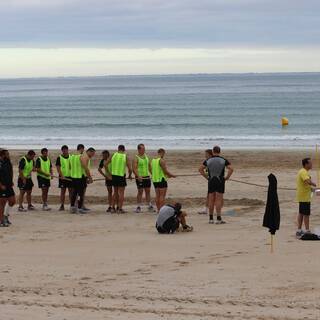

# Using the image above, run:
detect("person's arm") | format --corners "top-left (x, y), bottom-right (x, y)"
top-left (148, 161), bottom-right (152, 177)
top-left (225, 164), bottom-right (234, 181)
top-left (56, 157), bottom-right (64, 179)
top-left (18, 159), bottom-right (26, 182)
top-left (199, 163), bottom-right (208, 180)
top-left (50, 159), bottom-right (53, 179)
top-left (126, 156), bottom-right (132, 179)
top-left (81, 155), bottom-right (92, 183)
top-left (160, 159), bottom-right (176, 178)
top-left (98, 160), bottom-right (107, 178)
top-left (304, 178), bottom-right (316, 187)
top-left (133, 157), bottom-right (141, 181)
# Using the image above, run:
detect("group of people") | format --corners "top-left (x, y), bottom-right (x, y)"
top-left (0, 144), bottom-right (234, 232)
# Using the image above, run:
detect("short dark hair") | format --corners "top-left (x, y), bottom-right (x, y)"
top-left (41, 148), bottom-right (48, 154)
top-left (102, 150), bottom-right (110, 157)
top-left (158, 148), bottom-right (165, 154)
top-left (118, 145), bottom-right (125, 151)
top-left (213, 146), bottom-right (221, 154)
top-left (174, 203), bottom-right (182, 215)
top-left (302, 158), bottom-right (311, 167)
top-left (0, 149), bottom-right (7, 157)
top-left (27, 150), bottom-right (36, 156)
top-left (87, 147), bottom-right (96, 153)
top-left (61, 145), bottom-right (68, 151)
top-left (137, 143), bottom-right (145, 150)
top-left (77, 144), bottom-right (85, 151)
top-left (205, 149), bottom-right (213, 157)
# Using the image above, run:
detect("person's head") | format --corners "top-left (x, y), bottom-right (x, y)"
top-left (158, 148), bottom-right (165, 158)
top-left (213, 145), bottom-right (221, 155)
top-left (0, 149), bottom-right (8, 160)
top-left (118, 145), bottom-right (125, 152)
top-left (61, 145), bottom-right (69, 156)
top-left (137, 143), bottom-right (145, 155)
top-left (174, 202), bottom-right (182, 215)
top-left (205, 149), bottom-right (213, 160)
top-left (302, 158), bottom-right (312, 170)
top-left (86, 147), bottom-right (96, 158)
top-left (27, 150), bottom-right (36, 160)
top-left (41, 148), bottom-right (48, 157)
top-left (77, 144), bottom-right (85, 154)
top-left (102, 150), bottom-right (110, 160)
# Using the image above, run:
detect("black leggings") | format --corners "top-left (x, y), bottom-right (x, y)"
top-left (157, 216), bottom-right (180, 234)
top-left (71, 178), bottom-right (86, 208)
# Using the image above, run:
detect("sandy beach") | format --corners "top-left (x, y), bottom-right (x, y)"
top-left (1, 149), bottom-right (320, 319)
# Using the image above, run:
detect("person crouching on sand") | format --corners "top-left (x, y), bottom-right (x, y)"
top-left (295, 158), bottom-right (316, 238)
top-left (156, 203), bottom-right (193, 234)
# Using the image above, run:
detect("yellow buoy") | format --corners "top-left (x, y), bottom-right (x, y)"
top-left (281, 117), bottom-right (289, 126)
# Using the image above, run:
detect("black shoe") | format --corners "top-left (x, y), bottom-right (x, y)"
top-left (4, 216), bottom-right (11, 225)
top-left (0, 221), bottom-right (9, 227)
top-left (59, 205), bottom-right (65, 211)
top-left (106, 206), bottom-right (112, 213)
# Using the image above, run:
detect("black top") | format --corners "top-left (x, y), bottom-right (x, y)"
top-left (36, 156), bottom-right (52, 169)
top-left (56, 154), bottom-right (70, 167)
top-left (99, 159), bottom-right (105, 169)
top-left (19, 157), bottom-right (34, 170)
top-left (0, 158), bottom-right (13, 187)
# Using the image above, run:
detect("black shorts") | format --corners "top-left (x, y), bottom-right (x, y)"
top-left (112, 175), bottom-right (127, 187)
top-left (208, 177), bottom-right (225, 194)
top-left (299, 202), bottom-right (311, 216)
top-left (156, 216), bottom-right (180, 234)
top-left (58, 177), bottom-right (72, 189)
top-left (0, 187), bottom-right (15, 198)
top-left (18, 178), bottom-right (34, 191)
top-left (153, 178), bottom-right (168, 189)
top-left (105, 179), bottom-right (113, 187)
top-left (136, 177), bottom-right (151, 189)
top-left (72, 177), bottom-right (87, 190)
top-left (37, 176), bottom-right (51, 189)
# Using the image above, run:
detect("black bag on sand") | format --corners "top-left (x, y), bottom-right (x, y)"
top-left (300, 233), bottom-right (320, 241)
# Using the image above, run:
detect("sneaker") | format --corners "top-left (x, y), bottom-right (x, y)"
top-left (216, 220), bottom-right (226, 225)
top-left (135, 206), bottom-right (141, 213)
top-left (42, 204), bottom-right (51, 211)
top-left (110, 207), bottom-right (116, 213)
top-left (70, 206), bottom-right (78, 214)
top-left (18, 206), bottom-right (27, 212)
top-left (59, 205), bottom-right (65, 211)
top-left (0, 221), bottom-right (9, 227)
top-left (78, 208), bottom-right (87, 214)
top-left (118, 209), bottom-right (126, 214)
top-left (148, 205), bottom-right (156, 212)
top-left (198, 209), bottom-right (208, 215)
top-left (182, 225), bottom-right (194, 232)
top-left (4, 216), bottom-right (11, 225)
top-left (106, 206), bottom-right (112, 213)
top-left (296, 230), bottom-right (304, 238)
top-left (209, 219), bottom-right (215, 224)
top-left (28, 205), bottom-right (36, 211)
top-left (82, 206), bottom-right (91, 212)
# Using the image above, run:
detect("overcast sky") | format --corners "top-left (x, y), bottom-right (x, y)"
top-left (1, 0), bottom-right (319, 77)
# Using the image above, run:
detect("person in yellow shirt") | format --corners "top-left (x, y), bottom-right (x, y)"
top-left (296, 158), bottom-right (316, 238)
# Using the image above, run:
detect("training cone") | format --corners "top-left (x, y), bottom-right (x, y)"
top-left (281, 117), bottom-right (289, 126)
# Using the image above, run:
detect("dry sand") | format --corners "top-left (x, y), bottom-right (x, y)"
top-left (1, 149), bottom-right (320, 319)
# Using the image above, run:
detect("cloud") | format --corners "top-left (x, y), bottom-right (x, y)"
top-left (0, 0), bottom-right (319, 47)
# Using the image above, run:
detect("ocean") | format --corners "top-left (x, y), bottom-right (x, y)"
top-left (0, 73), bottom-right (320, 150)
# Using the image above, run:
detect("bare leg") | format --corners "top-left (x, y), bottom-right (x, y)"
top-left (118, 187), bottom-right (125, 210)
top-left (112, 187), bottom-right (119, 208)
top-left (19, 190), bottom-right (25, 207)
top-left (60, 188), bottom-right (66, 206)
top-left (107, 186), bottom-right (113, 207)
top-left (145, 187), bottom-right (151, 204)
top-left (158, 188), bottom-right (167, 210)
top-left (137, 188), bottom-right (143, 205)
top-left (155, 188), bottom-right (161, 212)
top-left (297, 213), bottom-right (303, 230)
top-left (26, 190), bottom-right (32, 206)
top-left (0, 198), bottom-right (6, 222)
top-left (215, 193), bottom-right (223, 217)
top-left (67, 188), bottom-right (73, 205)
top-left (303, 215), bottom-right (310, 231)
top-left (42, 187), bottom-right (49, 205)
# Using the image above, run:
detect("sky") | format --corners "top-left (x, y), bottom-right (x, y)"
top-left (0, 0), bottom-right (319, 77)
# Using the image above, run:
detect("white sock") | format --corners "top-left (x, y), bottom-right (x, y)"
top-left (4, 205), bottom-right (11, 217)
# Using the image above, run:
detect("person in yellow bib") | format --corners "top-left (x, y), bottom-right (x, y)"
top-left (151, 148), bottom-right (176, 212)
top-left (107, 145), bottom-right (132, 213)
top-left (56, 145), bottom-right (72, 211)
top-left (295, 158), bottom-right (316, 238)
top-left (98, 150), bottom-right (113, 213)
top-left (36, 148), bottom-right (53, 211)
top-left (133, 144), bottom-right (154, 213)
top-left (17, 150), bottom-right (36, 212)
